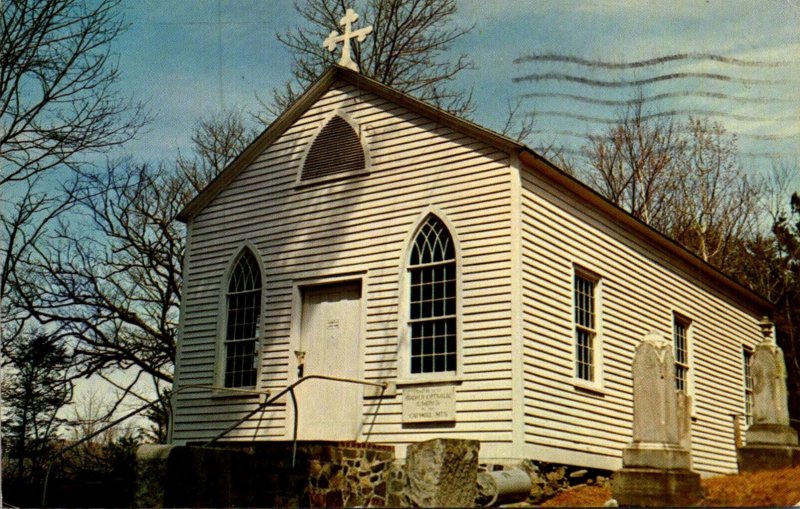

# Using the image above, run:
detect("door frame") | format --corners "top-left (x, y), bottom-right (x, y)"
top-left (286, 271), bottom-right (368, 439)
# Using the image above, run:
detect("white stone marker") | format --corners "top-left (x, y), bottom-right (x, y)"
top-left (751, 341), bottom-right (793, 430)
top-left (622, 332), bottom-right (691, 469)
top-left (612, 331), bottom-right (701, 507)
top-left (738, 320), bottom-right (800, 471)
top-left (323, 8), bottom-right (373, 72)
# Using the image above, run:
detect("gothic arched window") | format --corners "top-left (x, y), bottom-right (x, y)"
top-left (223, 249), bottom-right (262, 388)
top-left (408, 215), bottom-right (457, 374)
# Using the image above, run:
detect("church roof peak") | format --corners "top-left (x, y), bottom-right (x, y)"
top-left (174, 65), bottom-right (773, 316)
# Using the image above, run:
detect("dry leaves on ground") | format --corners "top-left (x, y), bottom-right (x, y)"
top-left (539, 466), bottom-right (800, 507)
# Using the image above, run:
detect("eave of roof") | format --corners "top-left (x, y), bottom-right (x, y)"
top-left (177, 65), bottom-right (522, 223)
top-left (176, 65), bottom-right (773, 315)
top-left (177, 66), bottom-right (340, 223)
top-left (518, 149), bottom-right (774, 315)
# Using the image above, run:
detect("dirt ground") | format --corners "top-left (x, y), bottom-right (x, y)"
top-left (539, 466), bottom-right (800, 507)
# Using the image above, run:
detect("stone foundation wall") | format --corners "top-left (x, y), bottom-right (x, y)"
top-left (306, 442), bottom-right (396, 507)
top-left (135, 442), bottom-right (400, 508)
top-left (136, 441), bottom-right (610, 508)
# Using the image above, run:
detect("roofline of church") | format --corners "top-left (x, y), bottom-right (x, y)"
top-left (176, 65), bottom-right (774, 315)
top-left (176, 65), bottom-right (523, 224)
top-left (518, 150), bottom-right (774, 314)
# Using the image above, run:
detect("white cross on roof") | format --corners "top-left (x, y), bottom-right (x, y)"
top-left (323, 8), bottom-right (373, 72)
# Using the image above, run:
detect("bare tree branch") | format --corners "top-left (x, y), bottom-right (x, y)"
top-left (0, 0), bottom-right (149, 188)
top-left (669, 117), bottom-right (761, 272)
top-left (8, 110), bottom-right (251, 440)
top-left (258, 0), bottom-right (474, 120)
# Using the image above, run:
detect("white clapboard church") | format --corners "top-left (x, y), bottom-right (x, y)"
top-left (171, 10), bottom-right (773, 476)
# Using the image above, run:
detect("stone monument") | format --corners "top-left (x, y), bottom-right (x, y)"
top-left (405, 438), bottom-right (479, 507)
top-left (611, 332), bottom-right (702, 506)
top-left (737, 318), bottom-right (800, 471)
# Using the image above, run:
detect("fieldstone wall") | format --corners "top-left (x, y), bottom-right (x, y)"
top-left (135, 441), bottom-right (398, 508)
top-left (306, 442), bottom-right (395, 507)
top-left (138, 440), bottom-right (611, 507)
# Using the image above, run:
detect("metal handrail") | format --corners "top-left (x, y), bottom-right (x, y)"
top-left (40, 376), bottom-right (386, 504)
top-left (201, 374), bottom-right (387, 467)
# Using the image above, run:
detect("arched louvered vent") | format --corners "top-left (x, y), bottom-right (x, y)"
top-left (301, 115), bottom-right (365, 181)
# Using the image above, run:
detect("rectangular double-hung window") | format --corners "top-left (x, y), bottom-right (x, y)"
top-left (673, 315), bottom-right (690, 392)
top-left (574, 273), bottom-right (597, 382)
top-left (743, 347), bottom-right (754, 425)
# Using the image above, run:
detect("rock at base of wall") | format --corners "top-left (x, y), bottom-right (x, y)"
top-left (738, 444), bottom-right (800, 472)
top-left (611, 467), bottom-right (702, 507)
top-left (405, 438), bottom-right (479, 508)
top-left (134, 442), bottom-right (396, 508)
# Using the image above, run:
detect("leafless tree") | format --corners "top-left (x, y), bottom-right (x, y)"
top-left (0, 0), bottom-right (148, 188)
top-left (8, 110), bottom-right (248, 439)
top-left (763, 159), bottom-right (800, 224)
top-left (669, 118), bottom-right (761, 272)
top-left (2, 0), bottom-right (149, 410)
top-left (265, 0), bottom-right (475, 117)
top-left (14, 161), bottom-right (182, 385)
top-left (582, 97), bottom-right (685, 233)
top-left (1, 2), bottom-right (148, 487)
top-left (579, 95), bottom-right (769, 276)
top-left (177, 108), bottom-right (256, 195)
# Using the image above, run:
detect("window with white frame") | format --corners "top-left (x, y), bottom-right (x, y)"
top-left (673, 315), bottom-right (690, 392)
top-left (223, 249), bottom-right (261, 388)
top-left (408, 215), bottom-right (457, 374)
top-left (743, 347), bottom-right (754, 425)
top-left (574, 273), bottom-right (597, 382)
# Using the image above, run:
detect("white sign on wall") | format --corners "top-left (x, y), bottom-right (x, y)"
top-left (402, 385), bottom-right (456, 423)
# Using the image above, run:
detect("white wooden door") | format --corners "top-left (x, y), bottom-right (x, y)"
top-left (295, 283), bottom-right (362, 440)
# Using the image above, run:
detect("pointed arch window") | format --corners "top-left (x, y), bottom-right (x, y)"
top-left (408, 215), bottom-right (457, 374)
top-left (223, 249), bottom-right (261, 388)
top-left (301, 114), bottom-right (366, 181)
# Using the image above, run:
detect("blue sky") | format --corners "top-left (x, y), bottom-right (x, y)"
top-left (114, 0), bottom-right (799, 171)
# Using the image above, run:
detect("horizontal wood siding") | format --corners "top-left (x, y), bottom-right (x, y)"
top-left (173, 82), bottom-right (515, 455)
top-left (520, 169), bottom-right (763, 475)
